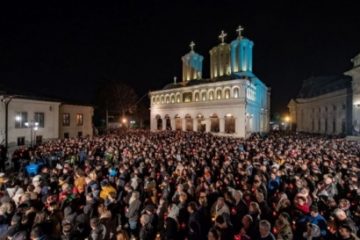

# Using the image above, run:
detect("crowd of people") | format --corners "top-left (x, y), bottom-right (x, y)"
top-left (0, 130), bottom-right (359, 240)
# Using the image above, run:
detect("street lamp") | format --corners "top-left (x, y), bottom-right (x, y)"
top-left (283, 115), bottom-right (291, 131)
top-left (1, 95), bottom-right (14, 154)
top-left (25, 120), bottom-right (39, 147)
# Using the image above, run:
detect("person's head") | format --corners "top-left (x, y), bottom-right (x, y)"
top-left (140, 213), bottom-right (150, 226)
top-left (30, 226), bottom-right (45, 240)
top-left (338, 224), bottom-right (352, 239)
top-left (187, 201), bottom-right (197, 214)
top-left (179, 191), bottom-right (188, 203)
top-left (334, 208), bottom-right (347, 221)
top-left (324, 174), bottom-right (333, 185)
top-left (249, 201), bottom-right (260, 215)
top-left (207, 227), bottom-right (221, 240)
top-left (259, 220), bottom-right (271, 238)
top-left (116, 230), bottom-right (130, 240)
top-left (198, 191), bottom-right (207, 206)
top-left (310, 204), bottom-right (319, 217)
top-left (278, 212), bottom-right (290, 225)
top-left (241, 214), bottom-right (253, 228)
top-left (90, 217), bottom-right (99, 230)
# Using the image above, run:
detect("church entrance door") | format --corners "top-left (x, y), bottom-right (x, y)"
top-left (185, 115), bottom-right (193, 131)
top-left (175, 116), bottom-right (182, 130)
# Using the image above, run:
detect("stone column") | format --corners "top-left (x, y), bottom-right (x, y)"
top-left (220, 118), bottom-right (225, 133)
top-left (182, 118), bottom-right (186, 131)
top-left (193, 118), bottom-right (198, 132)
top-left (170, 118), bottom-right (175, 131)
top-left (162, 118), bottom-right (166, 131)
top-left (236, 108), bottom-right (246, 138)
top-left (205, 118), bottom-right (211, 132)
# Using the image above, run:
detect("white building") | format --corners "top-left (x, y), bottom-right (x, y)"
top-left (59, 104), bottom-right (94, 139)
top-left (0, 94), bottom-right (94, 151)
top-left (288, 52), bottom-right (360, 135)
top-left (0, 95), bottom-right (61, 149)
top-left (149, 27), bottom-right (270, 138)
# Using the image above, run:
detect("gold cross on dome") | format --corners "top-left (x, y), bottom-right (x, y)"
top-left (189, 41), bottom-right (195, 51)
top-left (236, 25), bottom-right (244, 38)
top-left (218, 30), bottom-right (227, 43)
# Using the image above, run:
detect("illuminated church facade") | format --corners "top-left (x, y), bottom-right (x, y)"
top-left (149, 26), bottom-right (270, 138)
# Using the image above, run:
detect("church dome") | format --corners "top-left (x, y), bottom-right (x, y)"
top-left (209, 30), bottom-right (231, 79)
top-left (181, 41), bottom-right (204, 82)
top-left (230, 25), bottom-right (254, 76)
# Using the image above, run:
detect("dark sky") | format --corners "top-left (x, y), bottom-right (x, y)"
top-left (1, 1), bottom-right (360, 114)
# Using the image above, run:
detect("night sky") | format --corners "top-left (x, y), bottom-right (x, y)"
top-left (1, 1), bottom-right (360, 114)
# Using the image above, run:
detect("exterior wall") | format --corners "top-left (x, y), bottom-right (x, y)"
top-left (0, 97), bottom-right (60, 149)
top-left (345, 60), bottom-right (360, 134)
top-left (59, 104), bottom-right (94, 139)
top-left (150, 78), bottom-right (269, 138)
top-left (289, 89), bottom-right (349, 135)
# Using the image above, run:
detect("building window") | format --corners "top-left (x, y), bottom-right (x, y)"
top-left (36, 135), bottom-right (42, 145)
top-left (15, 112), bottom-right (28, 128)
top-left (216, 89), bottom-right (222, 100)
top-left (176, 95), bottom-right (181, 103)
top-left (225, 89), bottom-right (230, 99)
top-left (209, 91), bottom-right (214, 101)
top-left (165, 96), bottom-right (170, 104)
top-left (76, 114), bottom-right (84, 126)
top-left (194, 92), bottom-right (200, 102)
top-left (161, 96), bottom-right (164, 104)
top-left (34, 112), bottom-right (45, 128)
top-left (201, 92), bottom-right (206, 101)
top-left (64, 132), bottom-right (69, 139)
top-left (17, 137), bottom-right (25, 146)
top-left (63, 113), bottom-right (70, 126)
top-left (233, 88), bottom-right (239, 98)
top-left (171, 95), bottom-right (175, 103)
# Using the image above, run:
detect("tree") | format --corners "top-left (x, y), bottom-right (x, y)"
top-left (96, 80), bottom-right (138, 129)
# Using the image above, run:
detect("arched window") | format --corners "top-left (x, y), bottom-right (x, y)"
top-left (201, 91), bottom-right (206, 101)
top-left (209, 91), bottom-right (214, 101)
top-left (156, 96), bottom-right (159, 103)
top-left (176, 94), bottom-right (181, 103)
top-left (161, 96), bottom-right (164, 104)
top-left (216, 89), bottom-right (222, 100)
top-left (224, 89), bottom-right (230, 99)
top-left (233, 88), bottom-right (239, 98)
top-left (171, 95), bottom-right (175, 103)
top-left (194, 92), bottom-right (200, 102)
top-left (166, 96), bottom-right (170, 104)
